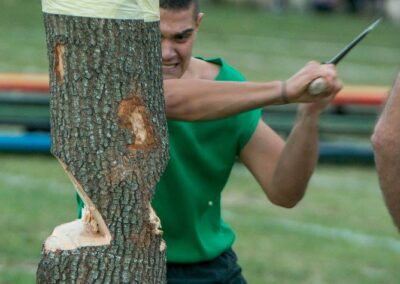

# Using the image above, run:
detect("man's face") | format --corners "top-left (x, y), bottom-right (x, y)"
top-left (160, 5), bottom-right (203, 79)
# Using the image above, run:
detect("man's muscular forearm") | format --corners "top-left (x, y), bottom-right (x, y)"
top-left (372, 72), bottom-right (400, 231)
top-left (164, 79), bottom-right (283, 120)
top-left (239, 94), bottom-right (337, 208)
top-left (267, 107), bottom-right (320, 207)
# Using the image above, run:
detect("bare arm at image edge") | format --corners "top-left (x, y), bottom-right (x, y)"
top-left (372, 72), bottom-right (400, 231)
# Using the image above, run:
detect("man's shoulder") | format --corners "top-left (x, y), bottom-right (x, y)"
top-left (199, 57), bottom-right (246, 82)
top-left (190, 57), bottom-right (220, 80)
top-left (189, 57), bottom-right (244, 81)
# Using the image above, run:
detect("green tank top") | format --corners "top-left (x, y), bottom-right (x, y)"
top-left (152, 57), bottom-right (261, 263)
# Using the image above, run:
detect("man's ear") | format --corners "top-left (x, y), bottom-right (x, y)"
top-left (196, 12), bottom-right (204, 28)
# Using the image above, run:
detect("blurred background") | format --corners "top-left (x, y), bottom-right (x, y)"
top-left (0, 0), bottom-right (399, 283)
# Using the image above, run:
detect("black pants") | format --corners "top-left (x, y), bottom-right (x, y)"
top-left (167, 248), bottom-right (247, 284)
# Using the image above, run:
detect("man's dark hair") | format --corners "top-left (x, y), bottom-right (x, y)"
top-left (160, 0), bottom-right (200, 18)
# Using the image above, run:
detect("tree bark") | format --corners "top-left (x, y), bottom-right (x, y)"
top-left (36, 8), bottom-right (168, 284)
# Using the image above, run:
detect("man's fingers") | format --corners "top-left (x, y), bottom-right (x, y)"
top-left (287, 61), bottom-right (341, 101)
top-left (308, 78), bottom-right (328, 96)
top-left (316, 64), bottom-right (341, 96)
top-left (333, 79), bottom-right (343, 95)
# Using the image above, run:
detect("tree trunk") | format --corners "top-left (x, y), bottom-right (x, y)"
top-left (36, 2), bottom-right (168, 283)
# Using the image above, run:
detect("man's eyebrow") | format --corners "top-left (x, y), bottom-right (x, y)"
top-left (173, 28), bottom-right (194, 38)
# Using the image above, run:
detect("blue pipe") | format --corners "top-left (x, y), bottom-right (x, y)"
top-left (0, 133), bottom-right (375, 162)
top-left (0, 133), bottom-right (50, 153)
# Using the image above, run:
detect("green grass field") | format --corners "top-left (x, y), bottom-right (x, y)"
top-left (1, 0), bottom-right (400, 283)
top-left (1, 155), bottom-right (399, 283)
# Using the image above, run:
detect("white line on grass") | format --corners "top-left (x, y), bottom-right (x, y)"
top-left (269, 218), bottom-right (400, 252)
top-left (0, 172), bottom-right (71, 192)
top-left (0, 261), bottom-right (37, 274)
top-left (231, 163), bottom-right (381, 195)
top-left (309, 175), bottom-right (380, 195)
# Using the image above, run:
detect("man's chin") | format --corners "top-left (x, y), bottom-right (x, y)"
top-left (163, 74), bottom-right (176, 80)
top-left (162, 65), bottom-right (183, 80)
top-left (162, 72), bottom-right (183, 80)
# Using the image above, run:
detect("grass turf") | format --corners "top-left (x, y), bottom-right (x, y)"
top-left (224, 163), bottom-right (400, 283)
top-left (0, 154), bottom-right (399, 283)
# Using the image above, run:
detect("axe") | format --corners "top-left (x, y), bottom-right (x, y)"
top-left (308, 18), bottom-right (382, 95)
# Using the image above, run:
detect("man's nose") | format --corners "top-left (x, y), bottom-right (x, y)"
top-left (161, 40), bottom-right (175, 61)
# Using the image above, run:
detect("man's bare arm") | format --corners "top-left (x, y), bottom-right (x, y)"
top-left (164, 79), bottom-right (281, 120)
top-left (372, 72), bottom-right (400, 231)
top-left (240, 94), bottom-right (337, 208)
top-left (164, 62), bottom-right (337, 121)
top-left (238, 64), bottom-right (341, 207)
